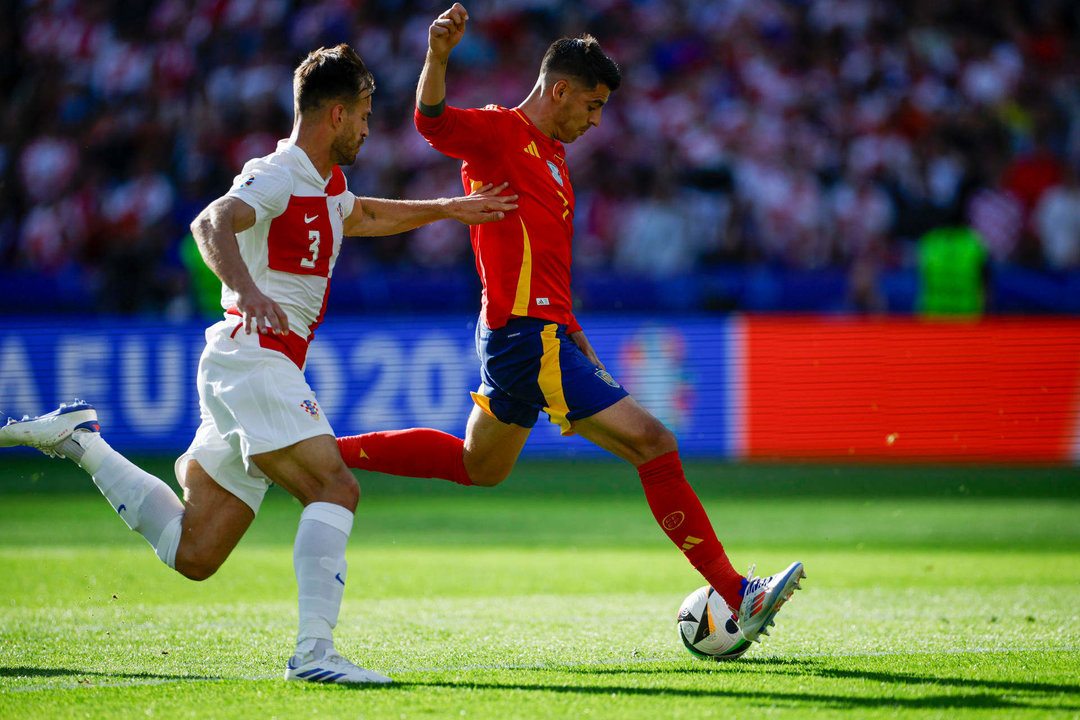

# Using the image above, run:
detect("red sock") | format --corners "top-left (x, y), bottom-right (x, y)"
top-left (638, 451), bottom-right (744, 610)
top-left (336, 429), bottom-right (473, 486)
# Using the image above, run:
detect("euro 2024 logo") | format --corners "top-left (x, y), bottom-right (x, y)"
top-left (617, 326), bottom-right (691, 432)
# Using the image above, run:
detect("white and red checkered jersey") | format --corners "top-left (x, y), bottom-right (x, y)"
top-left (223, 140), bottom-right (354, 364)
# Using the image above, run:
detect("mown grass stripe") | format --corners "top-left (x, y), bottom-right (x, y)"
top-left (5, 646), bottom-right (1077, 694)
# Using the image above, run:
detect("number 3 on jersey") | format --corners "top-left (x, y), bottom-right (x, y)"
top-left (267, 198), bottom-right (333, 277)
top-left (301, 230), bottom-right (320, 269)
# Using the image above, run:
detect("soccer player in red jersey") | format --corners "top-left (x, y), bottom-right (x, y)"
top-left (336, 4), bottom-right (804, 642)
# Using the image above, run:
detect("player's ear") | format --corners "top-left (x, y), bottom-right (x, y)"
top-left (551, 79), bottom-right (570, 103)
top-left (329, 102), bottom-right (346, 128)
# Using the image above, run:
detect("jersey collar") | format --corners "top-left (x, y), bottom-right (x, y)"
top-left (277, 139), bottom-right (335, 187)
top-left (511, 107), bottom-right (564, 157)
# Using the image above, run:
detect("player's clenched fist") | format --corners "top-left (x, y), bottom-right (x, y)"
top-left (428, 3), bottom-right (468, 60)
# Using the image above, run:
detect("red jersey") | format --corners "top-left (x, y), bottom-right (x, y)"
top-left (415, 105), bottom-right (581, 333)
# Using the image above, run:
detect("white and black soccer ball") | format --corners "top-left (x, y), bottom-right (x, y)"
top-left (676, 585), bottom-right (752, 661)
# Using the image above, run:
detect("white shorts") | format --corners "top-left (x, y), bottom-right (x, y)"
top-left (176, 319), bottom-right (335, 514)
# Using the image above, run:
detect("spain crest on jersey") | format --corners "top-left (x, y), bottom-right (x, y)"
top-left (547, 160), bottom-right (563, 186)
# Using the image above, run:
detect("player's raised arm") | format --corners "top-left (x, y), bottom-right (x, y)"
top-left (190, 196), bottom-right (290, 336)
top-left (414, 4), bottom-right (498, 159)
top-left (417, 3), bottom-right (468, 117)
top-left (343, 182), bottom-right (518, 237)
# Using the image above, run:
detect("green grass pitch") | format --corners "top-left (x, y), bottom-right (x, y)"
top-left (1, 457), bottom-right (1078, 719)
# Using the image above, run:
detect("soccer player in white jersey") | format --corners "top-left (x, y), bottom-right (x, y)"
top-left (0, 44), bottom-right (517, 685)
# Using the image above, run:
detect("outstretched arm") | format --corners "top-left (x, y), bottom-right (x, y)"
top-left (190, 196), bottom-right (290, 336)
top-left (417, 3), bottom-right (469, 117)
top-left (343, 182), bottom-right (517, 238)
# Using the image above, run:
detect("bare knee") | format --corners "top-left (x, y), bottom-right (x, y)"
top-left (637, 422), bottom-right (679, 464)
top-left (307, 467), bottom-right (360, 511)
top-left (174, 548), bottom-right (223, 582)
top-left (468, 466), bottom-right (511, 487)
top-left (463, 452), bottom-right (513, 488)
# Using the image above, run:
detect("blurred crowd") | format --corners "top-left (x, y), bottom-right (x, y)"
top-left (2, 0), bottom-right (1080, 315)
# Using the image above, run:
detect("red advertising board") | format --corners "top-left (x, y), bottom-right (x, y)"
top-left (743, 317), bottom-right (1080, 463)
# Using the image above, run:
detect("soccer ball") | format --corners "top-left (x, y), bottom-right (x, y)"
top-left (676, 585), bottom-right (752, 661)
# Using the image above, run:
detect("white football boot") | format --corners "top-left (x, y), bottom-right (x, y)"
top-left (0, 401), bottom-right (100, 458)
top-left (737, 561), bottom-right (805, 642)
top-left (284, 651), bottom-right (392, 685)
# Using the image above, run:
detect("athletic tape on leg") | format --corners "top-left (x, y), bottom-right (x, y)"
top-left (300, 501), bottom-right (354, 535)
top-left (155, 514), bottom-right (183, 569)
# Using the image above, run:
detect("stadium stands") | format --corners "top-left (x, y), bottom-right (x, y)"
top-left (2, 0), bottom-right (1079, 315)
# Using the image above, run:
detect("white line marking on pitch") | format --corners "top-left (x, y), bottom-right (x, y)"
top-left (4, 646), bottom-right (1077, 693)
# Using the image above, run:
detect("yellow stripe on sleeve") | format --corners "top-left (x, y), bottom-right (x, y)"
top-left (538, 324), bottom-right (572, 435)
top-left (511, 218), bottom-right (533, 317)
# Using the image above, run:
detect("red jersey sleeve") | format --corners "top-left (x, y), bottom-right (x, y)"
top-left (414, 105), bottom-right (498, 161)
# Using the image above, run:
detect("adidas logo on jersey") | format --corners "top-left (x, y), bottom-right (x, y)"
top-left (523, 141), bottom-right (540, 158)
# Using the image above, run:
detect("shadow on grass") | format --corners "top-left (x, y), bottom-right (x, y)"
top-left (369, 656), bottom-right (1080, 712)
top-left (391, 677), bottom-right (1078, 711)
top-left (804, 664), bottom-right (1079, 696)
top-left (0, 665), bottom-right (217, 682)
top-left (578, 657), bottom-right (1080, 696)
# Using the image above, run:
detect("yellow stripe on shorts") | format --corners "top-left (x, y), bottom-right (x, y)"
top-left (470, 391), bottom-right (497, 419)
top-left (538, 323), bottom-right (572, 435)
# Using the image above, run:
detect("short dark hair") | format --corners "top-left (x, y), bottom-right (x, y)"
top-left (540, 35), bottom-right (621, 92)
top-left (293, 44), bottom-right (375, 115)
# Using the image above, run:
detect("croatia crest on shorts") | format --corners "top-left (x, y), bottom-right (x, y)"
top-left (301, 399), bottom-right (320, 420)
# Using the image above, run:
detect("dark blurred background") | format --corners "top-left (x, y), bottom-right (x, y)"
top-left (2, 0), bottom-right (1079, 317)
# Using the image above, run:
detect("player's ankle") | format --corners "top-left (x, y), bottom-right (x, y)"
top-left (57, 429), bottom-right (101, 464)
top-left (295, 637), bottom-right (335, 662)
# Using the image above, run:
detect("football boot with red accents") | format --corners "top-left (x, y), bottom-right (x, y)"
top-left (738, 561), bottom-right (805, 642)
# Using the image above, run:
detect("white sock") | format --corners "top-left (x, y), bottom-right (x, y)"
top-left (293, 502), bottom-right (353, 659)
top-left (74, 433), bottom-right (186, 569)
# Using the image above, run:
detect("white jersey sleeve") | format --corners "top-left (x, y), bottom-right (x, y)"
top-left (227, 159), bottom-right (294, 224)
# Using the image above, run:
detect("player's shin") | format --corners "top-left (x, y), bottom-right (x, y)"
top-left (337, 429), bottom-right (473, 485)
top-left (293, 502), bottom-right (353, 660)
top-left (73, 434), bottom-right (186, 568)
top-left (638, 451), bottom-right (744, 610)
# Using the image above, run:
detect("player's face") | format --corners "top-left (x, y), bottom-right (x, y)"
top-left (553, 81), bottom-right (610, 144)
top-left (331, 92), bottom-right (372, 166)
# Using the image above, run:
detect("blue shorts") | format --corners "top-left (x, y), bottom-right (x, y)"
top-left (472, 317), bottom-right (629, 435)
